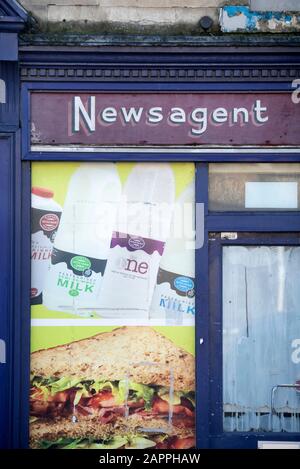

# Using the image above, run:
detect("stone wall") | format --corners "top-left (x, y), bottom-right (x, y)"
top-left (18, 1), bottom-right (300, 33)
top-left (19, 1), bottom-right (225, 26)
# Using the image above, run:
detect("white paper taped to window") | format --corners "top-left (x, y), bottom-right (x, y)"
top-left (245, 182), bottom-right (298, 209)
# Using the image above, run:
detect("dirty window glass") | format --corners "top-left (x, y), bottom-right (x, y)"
top-left (209, 163), bottom-right (300, 211)
top-left (223, 245), bottom-right (300, 432)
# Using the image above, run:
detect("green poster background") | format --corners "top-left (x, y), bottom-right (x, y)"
top-left (31, 326), bottom-right (195, 355)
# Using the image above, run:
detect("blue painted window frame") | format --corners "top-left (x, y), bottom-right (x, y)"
top-left (17, 81), bottom-right (300, 449)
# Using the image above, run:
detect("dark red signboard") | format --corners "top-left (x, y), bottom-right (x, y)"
top-left (30, 92), bottom-right (300, 147)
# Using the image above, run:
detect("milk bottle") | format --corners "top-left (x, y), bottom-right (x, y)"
top-left (42, 163), bottom-right (122, 316)
top-left (98, 163), bottom-right (175, 320)
top-left (150, 182), bottom-right (195, 325)
top-left (31, 187), bottom-right (62, 305)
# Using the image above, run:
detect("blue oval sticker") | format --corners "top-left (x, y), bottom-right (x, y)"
top-left (174, 276), bottom-right (194, 293)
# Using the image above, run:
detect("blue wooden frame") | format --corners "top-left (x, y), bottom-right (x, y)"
top-left (0, 134), bottom-right (15, 448)
top-left (17, 79), bottom-right (300, 449)
top-left (0, 131), bottom-right (29, 449)
top-left (16, 158), bottom-right (31, 449)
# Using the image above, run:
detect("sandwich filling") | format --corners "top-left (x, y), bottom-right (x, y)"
top-left (30, 376), bottom-right (195, 428)
top-left (35, 434), bottom-right (195, 450)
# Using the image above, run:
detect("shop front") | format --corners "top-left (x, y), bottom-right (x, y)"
top-left (1, 9), bottom-right (300, 448)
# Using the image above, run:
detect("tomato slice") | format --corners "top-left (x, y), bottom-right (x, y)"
top-left (30, 386), bottom-right (70, 403)
top-left (152, 397), bottom-right (195, 417)
top-left (127, 398), bottom-right (145, 408)
top-left (51, 391), bottom-right (70, 403)
top-left (88, 391), bottom-right (116, 409)
top-left (30, 400), bottom-right (49, 416)
top-left (171, 415), bottom-right (195, 428)
top-left (171, 437), bottom-right (196, 449)
top-left (152, 397), bottom-right (170, 414)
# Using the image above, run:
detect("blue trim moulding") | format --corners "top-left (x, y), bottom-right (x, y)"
top-left (19, 35), bottom-right (300, 84)
top-left (0, 1), bottom-right (27, 60)
top-left (0, 62), bottom-right (19, 128)
top-left (0, 0), bottom-right (28, 61)
top-left (0, 33), bottom-right (18, 61)
top-left (0, 0), bottom-right (27, 22)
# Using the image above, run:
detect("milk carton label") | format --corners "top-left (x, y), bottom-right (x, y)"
top-left (31, 208), bottom-right (61, 302)
top-left (150, 268), bottom-right (195, 325)
top-left (41, 164), bottom-right (123, 315)
top-left (98, 232), bottom-right (165, 315)
top-left (47, 247), bottom-right (107, 304)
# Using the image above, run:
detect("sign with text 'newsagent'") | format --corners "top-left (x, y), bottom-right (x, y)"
top-left (30, 92), bottom-right (300, 147)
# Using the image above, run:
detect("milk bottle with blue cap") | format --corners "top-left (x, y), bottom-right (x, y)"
top-left (150, 181), bottom-right (195, 325)
top-left (31, 187), bottom-right (62, 305)
top-left (43, 163), bottom-right (122, 316)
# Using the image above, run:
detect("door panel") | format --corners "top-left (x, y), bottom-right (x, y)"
top-left (209, 233), bottom-right (300, 447)
top-left (223, 244), bottom-right (300, 433)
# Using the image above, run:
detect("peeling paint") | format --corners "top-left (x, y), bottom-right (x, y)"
top-left (220, 6), bottom-right (299, 33)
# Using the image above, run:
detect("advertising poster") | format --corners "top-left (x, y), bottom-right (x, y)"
top-left (30, 162), bottom-right (196, 449)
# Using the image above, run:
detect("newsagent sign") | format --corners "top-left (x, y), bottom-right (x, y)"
top-left (30, 91), bottom-right (300, 147)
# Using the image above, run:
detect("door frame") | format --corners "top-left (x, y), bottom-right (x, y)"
top-left (0, 132), bottom-right (24, 448)
top-left (0, 134), bottom-right (13, 448)
top-left (207, 232), bottom-right (300, 448)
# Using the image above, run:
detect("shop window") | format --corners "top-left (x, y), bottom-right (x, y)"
top-left (209, 163), bottom-right (300, 211)
top-left (29, 162), bottom-right (196, 450)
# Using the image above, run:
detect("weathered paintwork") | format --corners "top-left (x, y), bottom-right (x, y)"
top-left (31, 91), bottom-right (300, 147)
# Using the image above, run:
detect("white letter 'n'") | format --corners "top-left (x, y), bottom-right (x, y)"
top-left (73, 96), bottom-right (95, 132)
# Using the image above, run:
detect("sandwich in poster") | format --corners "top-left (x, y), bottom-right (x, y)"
top-left (30, 327), bottom-right (195, 449)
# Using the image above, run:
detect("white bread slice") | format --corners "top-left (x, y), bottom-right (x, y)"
top-left (31, 327), bottom-right (195, 391)
top-left (30, 414), bottom-right (194, 447)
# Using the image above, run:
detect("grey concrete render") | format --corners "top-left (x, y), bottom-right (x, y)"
top-left (251, 0), bottom-right (300, 11)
